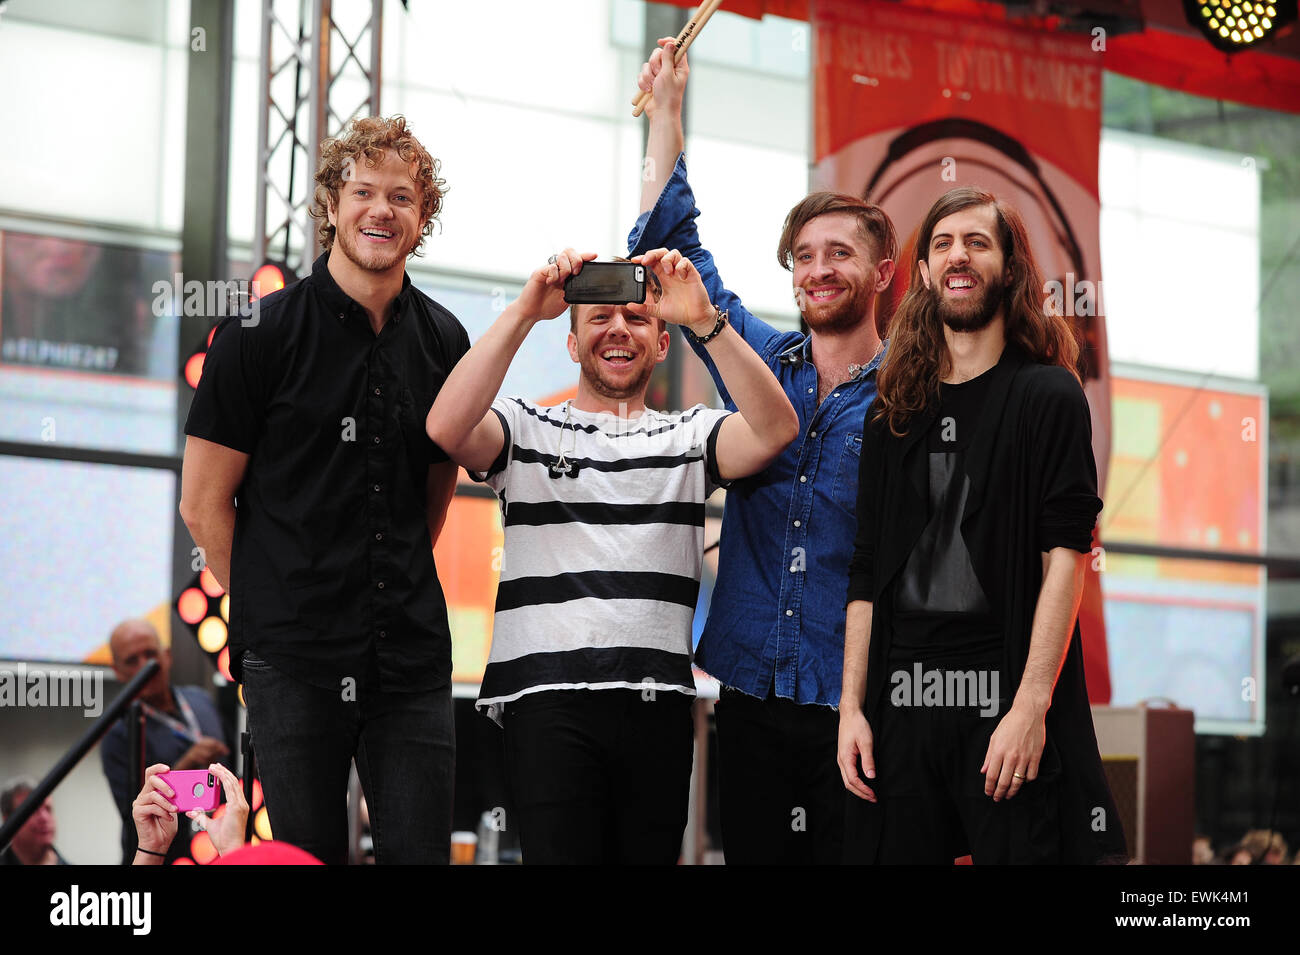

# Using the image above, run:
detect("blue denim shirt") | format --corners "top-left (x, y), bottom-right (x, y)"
top-left (628, 154), bottom-right (882, 707)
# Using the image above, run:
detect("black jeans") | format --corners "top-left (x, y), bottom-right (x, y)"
top-left (713, 685), bottom-right (844, 864)
top-left (241, 651), bottom-right (454, 865)
top-left (502, 689), bottom-right (693, 865)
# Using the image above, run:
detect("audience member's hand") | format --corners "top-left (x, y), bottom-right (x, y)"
top-left (177, 736), bottom-right (230, 770)
top-left (188, 763), bottom-right (249, 858)
top-left (132, 763), bottom-right (177, 863)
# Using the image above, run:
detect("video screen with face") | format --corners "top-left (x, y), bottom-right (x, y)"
top-left (0, 231), bottom-right (177, 379)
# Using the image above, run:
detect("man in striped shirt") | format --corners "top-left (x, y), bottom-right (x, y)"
top-left (427, 247), bottom-right (798, 864)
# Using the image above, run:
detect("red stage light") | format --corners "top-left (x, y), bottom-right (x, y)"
top-left (177, 587), bottom-right (208, 625)
top-left (199, 567), bottom-right (224, 597)
top-left (251, 263), bottom-right (287, 300)
top-left (191, 831), bottom-right (218, 865)
top-left (183, 352), bottom-right (205, 389)
top-left (217, 646), bottom-right (232, 681)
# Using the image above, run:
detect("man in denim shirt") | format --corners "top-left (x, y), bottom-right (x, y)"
top-left (630, 40), bottom-right (897, 863)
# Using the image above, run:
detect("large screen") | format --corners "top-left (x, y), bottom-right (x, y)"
top-left (0, 455), bottom-right (175, 665)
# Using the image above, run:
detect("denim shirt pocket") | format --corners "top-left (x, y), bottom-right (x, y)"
top-left (831, 432), bottom-right (863, 515)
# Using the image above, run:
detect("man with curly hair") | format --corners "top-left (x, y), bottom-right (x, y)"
top-left (180, 116), bottom-right (470, 864)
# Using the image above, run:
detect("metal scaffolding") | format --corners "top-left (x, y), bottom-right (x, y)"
top-left (253, 0), bottom-right (383, 275)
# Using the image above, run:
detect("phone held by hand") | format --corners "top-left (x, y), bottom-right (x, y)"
top-left (157, 769), bottom-right (221, 812)
top-left (563, 261), bottom-right (647, 305)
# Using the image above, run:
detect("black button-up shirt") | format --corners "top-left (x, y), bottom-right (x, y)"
top-left (185, 253), bottom-right (470, 692)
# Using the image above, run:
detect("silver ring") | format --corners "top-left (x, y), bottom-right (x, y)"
top-left (548, 254), bottom-right (557, 264)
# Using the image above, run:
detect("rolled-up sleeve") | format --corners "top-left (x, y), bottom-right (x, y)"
top-left (628, 153), bottom-right (782, 379)
top-left (1032, 370), bottom-right (1103, 554)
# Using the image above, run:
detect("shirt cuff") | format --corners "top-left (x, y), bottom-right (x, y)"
top-left (627, 153), bottom-right (697, 256)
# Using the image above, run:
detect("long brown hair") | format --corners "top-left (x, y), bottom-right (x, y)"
top-left (874, 187), bottom-right (1080, 436)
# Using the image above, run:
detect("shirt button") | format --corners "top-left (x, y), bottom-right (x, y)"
top-left (785, 609), bottom-right (793, 617)
top-left (374, 387), bottom-right (381, 396)
top-left (799, 475), bottom-right (807, 483)
top-left (373, 436), bottom-right (381, 444)
top-left (375, 532), bottom-right (383, 541)
top-left (809, 430), bottom-right (817, 438)
top-left (379, 630), bottom-right (387, 638)
top-left (833, 392), bottom-right (840, 398)
top-left (793, 520), bottom-right (801, 527)
top-left (376, 581), bottom-right (385, 590)
top-left (373, 484), bottom-right (381, 492)
top-left (807, 387), bottom-right (814, 394)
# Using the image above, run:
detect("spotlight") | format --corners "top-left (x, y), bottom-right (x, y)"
top-left (1184, 0), bottom-right (1296, 53)
top-left (250, 261), bottom-right (296, 302)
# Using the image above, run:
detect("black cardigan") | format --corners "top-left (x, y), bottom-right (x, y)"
top-left (847, 344), bottom-right (1127, 864)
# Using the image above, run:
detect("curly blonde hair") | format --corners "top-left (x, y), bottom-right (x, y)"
top-left (310, 115), bottom-right (447, 257)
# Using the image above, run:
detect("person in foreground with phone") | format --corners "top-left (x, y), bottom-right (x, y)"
top-left (131, 763), bottom-right (247, 864)
top-left (632, 40), bottom-right (898, 863)
top-left (426, 248), bottom-right (797, 864)
top-left (838, 188), bottom-right (1126, 864)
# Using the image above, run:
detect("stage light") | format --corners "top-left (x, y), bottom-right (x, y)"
top-left (254, 807), bottom-right (273, 840)
top-left (191, 830), bottom-right (218, 864)
top-left (1184, 0), bottom-right (1295, 52)
top-left (251, 261), bottom-right (296, 302)
top-left (183, 352), bottom-right (205, 389)
top-left (182, 325), bottom-right (219, 390)
top-left (217, 646), bottom-right (232, 681)
top-left (199, 567), bottom-right (223, 597)
top-left (175, 572), bottom-right (233, 667)
top-left (197, 616), bottom-right (228, 653)
top-left (177, 587), bottom-right (208, 625)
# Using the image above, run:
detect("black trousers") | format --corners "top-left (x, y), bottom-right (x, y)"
top-left (502, 688), bottom-right (693, 865)
top-left (713, 686), bottom-right (844, 865)
top-left (859, 663), bottom-right (1062, 864)
top-left (242, 651), bottom-right (455, 865)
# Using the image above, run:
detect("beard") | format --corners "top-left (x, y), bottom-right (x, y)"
top-left (800, 281), bottom-right (876, 335)
top-left (335, 226), bottom-right (411, 273)
top-left (578, 351), bottom-right (655, 400)
top-left (931, 270), bottom-right (1006, 333)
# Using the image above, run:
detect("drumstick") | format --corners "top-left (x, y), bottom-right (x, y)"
top-left (631, 0), bottom-right (724, 118)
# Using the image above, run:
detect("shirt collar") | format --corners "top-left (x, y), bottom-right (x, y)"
top-left (311, 252), bottom-right (414, 326)
top-left (777, 335), bottom-right (887, 382)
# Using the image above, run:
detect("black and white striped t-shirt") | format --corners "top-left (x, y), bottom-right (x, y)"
top-left (472, 396), bottom-right (731, 724)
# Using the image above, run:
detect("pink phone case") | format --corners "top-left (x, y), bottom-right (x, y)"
top-left (157, 769), bottom-right (221, 812)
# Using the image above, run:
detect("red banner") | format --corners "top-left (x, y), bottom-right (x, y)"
top-left (810, 0), bottom-right (1115, 701)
